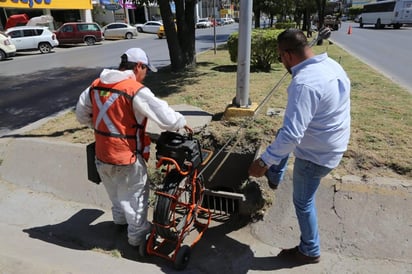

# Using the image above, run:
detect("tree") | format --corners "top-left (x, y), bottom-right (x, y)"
top-left (315, 0), bottom-right (327, 29)
top-left (157, 0), bottom-right (197, 71)
top-left (131, 0), bottom-right (197, 72)
top-left (253, 0), bottom-right (265, 29)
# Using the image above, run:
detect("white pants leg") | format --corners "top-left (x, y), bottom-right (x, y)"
top-left (96, 155), bottom-right (151, 246)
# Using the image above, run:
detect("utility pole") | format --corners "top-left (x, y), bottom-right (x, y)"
top-left (234, 0), bottom-right (253, 107)
top-left (213, 0), bottom-right (217, 54)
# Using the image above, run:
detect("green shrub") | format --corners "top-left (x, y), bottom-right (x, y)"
top-left (227, 29), bottom-right (284, 72)
top-left (227, 32), bottom-right (239, 64)
top-left (274, 22), bottom-right (296, 29)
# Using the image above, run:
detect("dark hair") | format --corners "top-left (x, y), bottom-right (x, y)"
top-left (118, 53), bottom-right (137, 70)
top-left (277, 29), bottom-right (308, 56)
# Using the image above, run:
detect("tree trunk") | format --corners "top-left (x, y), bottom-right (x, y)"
top-left (177, 0), bottom-right (196, 68)
top-left (315, 0), bottom-right (326, 45)
top-left (254, 8), bottom-right (261, 29)
top-left (158, 0), bottom-right (196, 72)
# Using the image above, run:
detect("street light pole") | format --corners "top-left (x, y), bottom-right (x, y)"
top-left (234, 0), bottom-right (253, 107)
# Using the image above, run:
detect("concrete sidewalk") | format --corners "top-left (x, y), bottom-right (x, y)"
top-left (1, 162), bottom-right (411, 274)
top-left (0, 105), bottom-right (411, 273)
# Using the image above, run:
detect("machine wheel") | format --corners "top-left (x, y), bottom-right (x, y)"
top-left (174, 245), bottom-right (191, 270)
top-left (153, 169), bottom-right (185, 240)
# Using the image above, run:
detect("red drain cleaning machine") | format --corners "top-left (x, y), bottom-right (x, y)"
top-left (139, 130), bottom-right (213, 270)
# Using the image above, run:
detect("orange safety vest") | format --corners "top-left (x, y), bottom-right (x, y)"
top-left (89, 78), bottom-right (151, 165)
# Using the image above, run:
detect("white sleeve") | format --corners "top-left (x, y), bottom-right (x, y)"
top-left (75, 86), bottom-right (93, 127)
top-left (133, 87), bottom-right (186, 131)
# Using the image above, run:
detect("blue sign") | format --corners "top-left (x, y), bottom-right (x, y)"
top-left (104, 4), bottom-right (121, 10)
top-left (100, 0), bottom-right (118, 4)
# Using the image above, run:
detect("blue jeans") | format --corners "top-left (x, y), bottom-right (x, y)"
top-left (293, 158), bottom-right (332, 257)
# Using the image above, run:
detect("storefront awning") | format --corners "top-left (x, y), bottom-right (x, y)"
top-left (0, 0), bottom-right (93, 10)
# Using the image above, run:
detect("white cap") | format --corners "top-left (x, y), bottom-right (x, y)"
top-left (124, 48), bottom-right (157, 72)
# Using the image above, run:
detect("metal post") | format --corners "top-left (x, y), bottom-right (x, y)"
top-left (235, 0), bottom-right (253, 107)
top-left (213, 0), bottom-right (217, 54)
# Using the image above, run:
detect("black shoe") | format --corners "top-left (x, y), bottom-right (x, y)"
top-left (277, 246), bottom-right (320, 264)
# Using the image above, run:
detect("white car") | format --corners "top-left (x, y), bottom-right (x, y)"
top-left (135, 21), bottom-right (163, 34)
top-left (5, 26), bottom-right (58, 54)
top-left (102, 22), bottom-right (138, 39)
top-left (0, 31), bottom-right (17, 60)
top-left (222, 18), bottom-right (235, 24)
top-left (196, 18), bottom-right (212, 28)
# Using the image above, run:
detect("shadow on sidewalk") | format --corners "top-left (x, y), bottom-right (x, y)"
top-left (22, 208), bottom-right (306, 272)
top-left (22, 208), bottom-right (144, 261)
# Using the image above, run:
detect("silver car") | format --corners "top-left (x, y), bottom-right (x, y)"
top-left (102, 22), bottom-right (138, 39)
top-left (135, 21), bottom-right (163, 34)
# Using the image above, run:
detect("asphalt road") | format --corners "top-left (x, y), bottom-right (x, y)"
top-left (0, 24), bottom-right (238, 136)
top-left (329, 21), bottom-right (412, 94)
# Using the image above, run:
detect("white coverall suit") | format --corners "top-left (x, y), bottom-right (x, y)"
top-left (76, 69), bottom-right (186, 246)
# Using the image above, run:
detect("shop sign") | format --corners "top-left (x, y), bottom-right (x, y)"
top-left (104, 4), bottom-right (121, 10)
top-left (0, 0), bottom-right (93, 9)
top-left (100, 0), bottom-right (121, 10)
top-left (118, 0), bottom-right (136, 9)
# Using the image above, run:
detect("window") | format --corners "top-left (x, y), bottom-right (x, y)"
top-left (363, 1), bottom-right (396, 13)
top-left (88, 24), bottom-right (99, 31)
top-left (8, 30), bottom-right (22, 38)
top-left (23, 29), bottom-right (43, 37)
top-left (62, 25), bottom-right (74, 32)
top-left (108, 24), bottom-right (124, 29)
top-left (23, 29), bottom-right (35, 37)
top-left (78, 24), bottom-right (87, 31)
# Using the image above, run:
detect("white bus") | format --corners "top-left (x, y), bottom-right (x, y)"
top-left (360, 0), bottom-right (412, 29)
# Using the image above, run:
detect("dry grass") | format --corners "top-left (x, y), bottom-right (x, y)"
top-left (28, 41), bottom-right (412, 180)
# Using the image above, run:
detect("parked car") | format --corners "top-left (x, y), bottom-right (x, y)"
top-left (196, 18), bottom-right (212, 28)
top-left (102, 22), bottom-right (138, 39)
top-left (0, 31), bottom-right (17, 60)
top-left (222, 17), bottom-right (235, 24)
top-left (5, 26), bottom-right (58, 54)
top-left (54, 22), bottom-right (103, 46)
top-left (135, 21), bottom-right (163, 34)
top-left (214, 18), bottom-right (225, 26)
